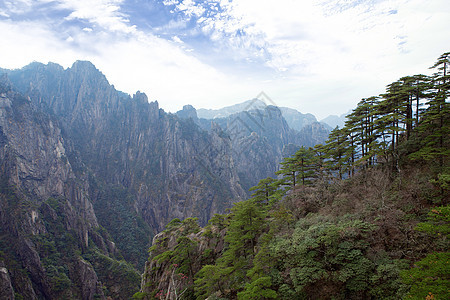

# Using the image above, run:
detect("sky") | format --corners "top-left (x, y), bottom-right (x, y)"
top-left (0, 0), bottom-right (449, 119)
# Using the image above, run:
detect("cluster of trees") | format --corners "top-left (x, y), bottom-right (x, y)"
top-left (277, 52), bottom-right (449, 187)
top-left (140, 52), bottom-right (449, 300)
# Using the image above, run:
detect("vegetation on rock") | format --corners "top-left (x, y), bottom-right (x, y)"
top-left (140, 52), bottom-right (449, 300)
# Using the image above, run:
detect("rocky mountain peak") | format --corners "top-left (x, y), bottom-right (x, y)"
top-left (0, 60), bottom-right (330, 299)
top-left (70, 60), bottom-right (99, 73)
top-left (132, 91), bottom-right (149, 105)
top-left (176, 104), bottom-right (198, 120)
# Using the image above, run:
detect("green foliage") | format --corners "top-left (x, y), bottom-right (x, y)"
top-left (174, 236), bottom-right (197, 276)
top-left (270, 216), bottom-right (381, 297)
top-left (401, 205), bottom-right (450, 299)
top-left (249, 177), bottom-right (281, 205)
top-left (195, 199), bottom-right (269, 298)
top-left (430, 173), bottom-right (450, 190)
top-left (165, 218), bottom-right (182, 229)
top-left (181, 217), bottom-right (201, 235)
top-left (369, 258), bottom-right (410, 299)
top-left (144, 51), bottom-right (450, 300)
top-left (91, 184), bottom-right (152, 269)
top-left (132, 291), bottom-right (147, 299)
top-left (83, 249), bottom-right (141, 298)
top-left (276, 146), bottom-right (318, 187)
top-left (238, 277), bottom-right (277, 300)
top-left (194, 264), bottom-right (225, 299)
top-left (401, 252), bottom-right (450, 300)
top-left (14, 293), bottom-right (24, 300)
top-left (415, 205), bottom-right (450, 239)
top-left (45, 265), bottom-right (72, 292)
top-left (203, 213), bottom-right (228, 238)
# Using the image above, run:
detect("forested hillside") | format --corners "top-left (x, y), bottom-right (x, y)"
top-left (0, 59), bottom-right (328, 299)
top-left (139, 52), bottom-right (449, 300)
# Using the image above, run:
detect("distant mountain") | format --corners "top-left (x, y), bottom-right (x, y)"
top-left (0, 61), bottom-right (330, 299)
top-left (278, 107), bottom-right (317, 131)
top-left (198, 99), bottom-right (319, 131)
top-left (320, 111), bottom-right (350, 129)
top-left (197, 99), bottom-right (267, 119)
top-left (1, 61), bottom-right (247, 298)
top-left (179, 104), bottom-right (330, 191)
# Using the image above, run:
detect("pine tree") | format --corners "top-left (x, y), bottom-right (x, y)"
top-left (410, 53), bottom-right (450, 168)
top-left (195, 199), bottom-right (267, 298)
top-left (249, 177), bottom-right (280, 206)
top-left (323, 127), bottom-right (351, 179)
top-left (292, 146), bottom-right (317, 185)
top-left (276, 156), bottom-right (298, 187)
top-left (354, 96), bottom-right (380, 166)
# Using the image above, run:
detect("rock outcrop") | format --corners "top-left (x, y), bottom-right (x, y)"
top-left (0, 262), bottom-right (15, 300)
top-left (195, 105), bottom-right (330, 191)
top-left (0, 61), bottom-right (329, 298)
top-left (6, 61), bottom-right (246, 230)
top-left (0, 78), bottom-right (112, 299)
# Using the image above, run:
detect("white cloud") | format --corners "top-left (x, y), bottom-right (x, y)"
top-left (176, 0), bottom-right (205, 18)
top-left (0, 16), bottom-right (252, 112)
top-left (0, 0), bottom-right (449, 118)
top-left (172, 35), bottom-right (183, 43)
top-left (55, 0), bottom-right (137, 34)
top-left (0, 20), bottom-right (79, 69)
top-left (180, 0), bottom-right (450, 117)
top-left (3, 0), bottom-right (33, 14)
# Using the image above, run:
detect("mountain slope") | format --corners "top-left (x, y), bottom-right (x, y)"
top-left (320, 111), bottom-right (350, 129)
top-left (6, 61), bottom-right (247, 230)
top-left (0, 76), bottom-right (124, 299)
top-left (197, 98), bottom-right (321, 132)
top-left (183, 104), bottom-right (329, 191)
top-left (138, 51), bottom-right (450, 299)
top-left (0, 61), bottom-right (330, 298)
top-left (0, 62), bottom-right (249, 298)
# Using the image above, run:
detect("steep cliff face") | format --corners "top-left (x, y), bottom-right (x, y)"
top-left (139, 217), bottom-right (226, 300)
top-left (7, 61), bottom-right (246, 231)
top-left (3, 61), bottom-right (246, 287)
top-left (0, 78), bottom-right (113, 299)
top-left (1, 61), bottom-right (329, 298)
top-left (0, 261), bottom-right (15, 300)
top-left (194, 105), bottom-right (330, 191)
top-left (278, 106), bottom-right (317, 131)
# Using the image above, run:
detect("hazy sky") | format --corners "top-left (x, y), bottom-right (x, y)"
top-left (0, 0), bottom-right (449, 119)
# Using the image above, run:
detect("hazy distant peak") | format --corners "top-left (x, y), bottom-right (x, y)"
top-left (18, 61), bottom-right (64, 74)
top-left (176, 104), bottom-right (198, 120)
top-left (133, 91), bottom-right (149, 105)
top-left (71, 60), bottom-right (97, 70)
top-left (197, 99), bottom-right (267, 119)
top-left (277, 107), bottom-right (317, 131)
top-left (197, 99), bottom-right (320, 131)
top-left (320, 111), bottom-right (350, 129)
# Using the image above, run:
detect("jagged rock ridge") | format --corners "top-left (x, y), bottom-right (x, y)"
top-left (0, 61), bottom-right (330, 298)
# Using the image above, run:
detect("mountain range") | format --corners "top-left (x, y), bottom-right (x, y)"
top-left (0, 61), bottom-right (330, 299)
top-left (196, 98), bottom-right (347, 131)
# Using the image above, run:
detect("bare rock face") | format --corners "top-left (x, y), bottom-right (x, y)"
top-left (73, 258), bottom-right (105, 300)
top-left (141, 219), bottom-right (226, 299)
top-left (0, 263), bottom-right (15, 300)
top-left (196, 106), bottom-right (330, 191)
top-left (0, 77), bottom-right (123, 299)
top-left (6, 61), bottom-right (247, 231)
top-left (0, 61), bottom-right (329, 298)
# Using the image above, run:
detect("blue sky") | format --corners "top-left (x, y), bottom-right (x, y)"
top-left (0, 0), bottom-right (449, 119)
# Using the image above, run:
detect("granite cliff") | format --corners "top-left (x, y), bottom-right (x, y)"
top-left (0, 61), bottom-right (328, 298)
top-left (182, 104), bottom-right (329, 191)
